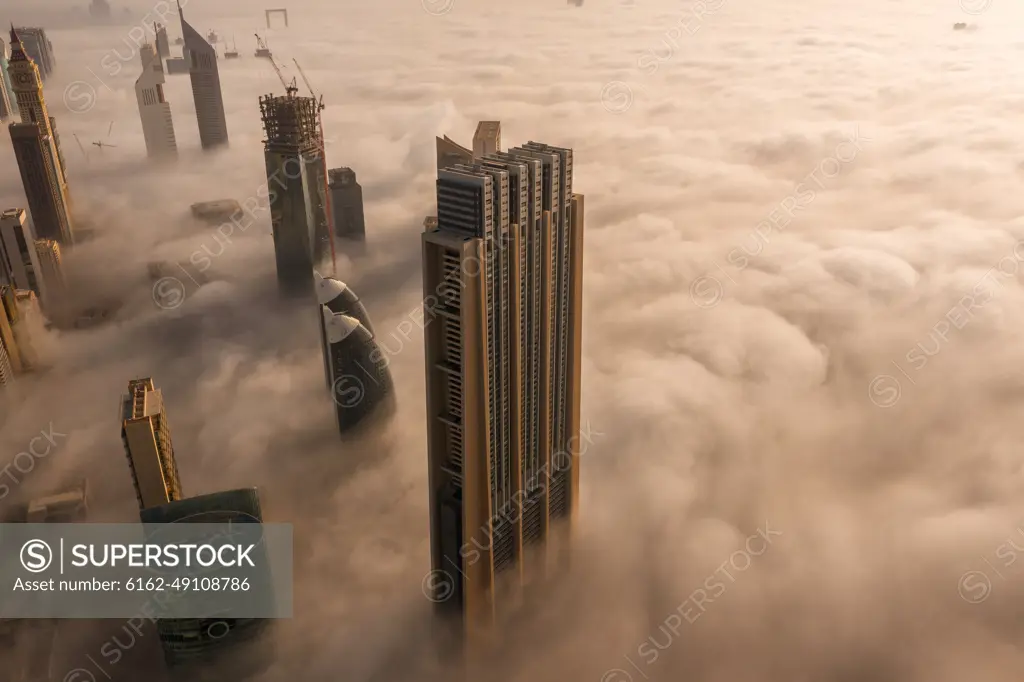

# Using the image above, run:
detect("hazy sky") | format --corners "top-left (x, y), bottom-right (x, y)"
top-left (5, 0), bottom-right (1024, 680)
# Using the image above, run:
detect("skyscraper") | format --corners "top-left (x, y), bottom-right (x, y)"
top-left (0, 208), bottom-right (46, 303)
top-left (472, 121), bottom-right (501, 157)
top-left (178, 2), bottom-right (229, 149)
top-left (7, 28), bottom-right (73, 245)
top-left (154, 23), bottom-right (170, 59)
top-left (0, 36), bottom-right (13, 113)
top-left (260, 87), bottom-right (328, 296)
top-left (120, 377), bottom-right (183, 511)
top-left (0, 37), bottom-right (11, 122)
top-left (315, 271), bottom-right (375, 389)
top-left (139, 488), bottom-right (273, 674)
top-left (0, 286), bottom-right (20, 386)
top-left (321, 306), bottom-right (395, 434)
top-left (421, 140), bottom-right (585, 634)
top-left (327, 167), bottom-right (366, 252)
top-left (34, 238), bottom-right (64, 308)
top-left (135, 43), bottom-right (177, 159)
top-left (436, 134), bottom-right (473, 172)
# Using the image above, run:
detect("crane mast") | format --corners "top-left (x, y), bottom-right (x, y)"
top-left (293, 58), bottom-right (337, 277)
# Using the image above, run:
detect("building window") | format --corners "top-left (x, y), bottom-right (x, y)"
top-left (156, 84), bottom-right (166, 104)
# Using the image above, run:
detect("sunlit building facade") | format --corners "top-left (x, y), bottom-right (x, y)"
top-left (120, 377), bottom-right (183, 510)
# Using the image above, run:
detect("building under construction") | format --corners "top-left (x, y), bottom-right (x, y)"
top-left (259, 89), bottom-right (329, 297)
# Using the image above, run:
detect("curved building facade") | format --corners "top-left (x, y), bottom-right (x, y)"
top-left (139, 488), bottom-right (272, 673)
top-left (315, 271), bottom-right (375, 389)
top-left (321, 306), bottom-right (394, 434)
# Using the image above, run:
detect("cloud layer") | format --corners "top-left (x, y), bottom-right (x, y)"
top-left (5, 0), bottom-right (1024, 679)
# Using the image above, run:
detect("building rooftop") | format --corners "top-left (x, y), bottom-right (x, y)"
top-left (190, 199), bottom-right (241, 223)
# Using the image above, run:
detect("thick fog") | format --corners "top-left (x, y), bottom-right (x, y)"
top-left (3, 0), bottom-right (1024, 680)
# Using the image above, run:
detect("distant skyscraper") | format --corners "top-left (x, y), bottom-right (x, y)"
top-left (327, 167), bottom-right (365, 251)
top-left (472, 121), bottom-right (501, 157)
top-left (0, 38), bottom-right (11, 122)
top-left (139, 488), bottom-right (272, 674)
top-left (0, 36), bottom-right (13, 109)
top-left (34, 238), bottom-right (64, 307)
top-left (0, 208), bottom-right (46, 303)
top-left (259, 88), bottom-right (328, 296)
top-left (120, 377), bottom-right (183, 511)
top-left (421, 141), bottom-right (585, 634)
top-left (7, 28), bottom-right (73, 245)
top-left (0, 286), bottom-right (20, 384)
top-left (135, 43), bottom-right (177, 159)
top-left (436, 134), bottom-right (473, 172)
top-left (321, 306), bottom-right (394, 434)
top-left (154, 22), bottom-right (170, 58)
top-left (178, 2), bottom-right (229, 149)
top-left (12, 29), bottom-right (52, 81)
top-left (314, 271), bottom-right (375, 388)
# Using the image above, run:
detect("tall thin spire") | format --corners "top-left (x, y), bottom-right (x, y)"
top-left (9, 24), bottom-right (17, 45)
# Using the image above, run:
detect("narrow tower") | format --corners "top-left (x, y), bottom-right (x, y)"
top-left (259, 86), bottom-right (327, 296)
top-left (135, 43), bottom-right (177, 159)
top-left (178, 2), bottom-right (229, 149)
top-left (120, 377), bottom-right (183, 511)
top-left (421, 140), bottom-right (585, 637)
top-left (327, 167), bottom-right (366, 254)
top-left (7, 26), bottom-right (74, 245)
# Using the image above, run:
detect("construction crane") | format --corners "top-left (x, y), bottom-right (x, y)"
top-left (72, 133), bottom-right (90, 163)
top-left (91, 121), bottom-right (117, 151)
top-left (294, 58), bottom-right (337, 277)
top-left (266, 56), bottom-right (297, 94)
top-left (254, 32), bottom-right (272, 58)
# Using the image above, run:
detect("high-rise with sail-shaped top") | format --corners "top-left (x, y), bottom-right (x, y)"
top-left (178, 2), bottom-right (228, 149)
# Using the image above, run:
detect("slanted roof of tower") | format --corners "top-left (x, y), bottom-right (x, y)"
top-left (322, 306), bottom-right (360, 343)
top-left (7, 24), bottom-right (27, 62)
top-left (314, 270), bottom-right (348, 304)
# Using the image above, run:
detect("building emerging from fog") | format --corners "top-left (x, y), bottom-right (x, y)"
top-left (120, 377), bottom-right (183, 511)
top-left (321, 306), bottom-right (394, 434)
top-left (0, 208), bottom-right (47, 304)
top-left (0, 38), bottom-right (11, 122)
top-left (178, 2), bottom-right (228, 149)
top-left (7, 28), bottom-right (73, 246)
top-left (139, 488), bottom-right (273, 672)
top-left (314, 270), bottom-right (375, 388)
top-left (327, 167), bottom-right (365, 252)
top-left (135, 43), bottom-right (177, 159)
top-left (260, 86), bottom-right (328, 296)
top-left (0, 286), bottom-right (21, 386)
top-left (0, 36), bottom-right (13, 119)
top-left (154, 22), bottom-right (170, 59)
top-left (421, 141), bottom-right (585, 634)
